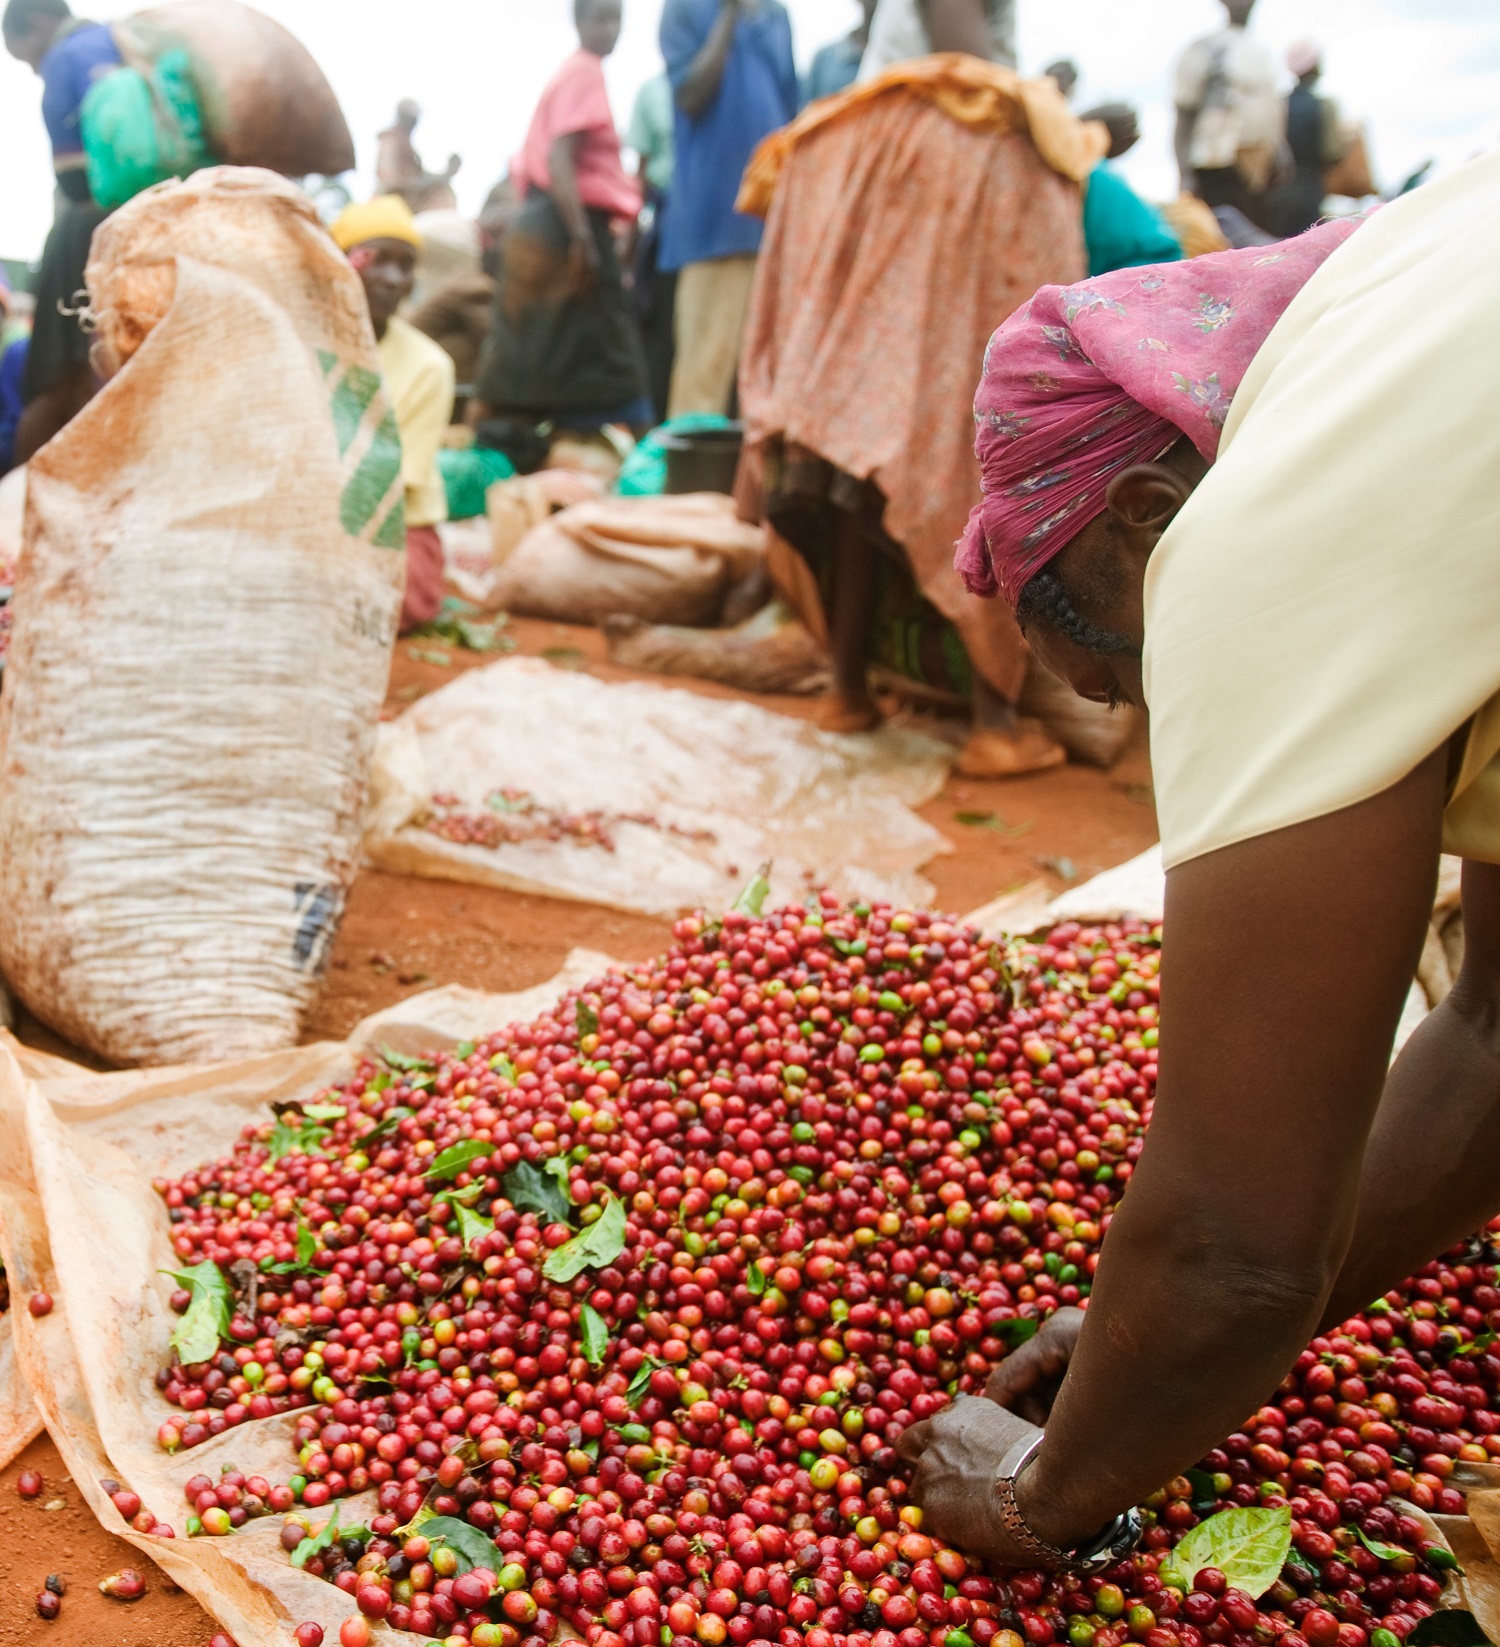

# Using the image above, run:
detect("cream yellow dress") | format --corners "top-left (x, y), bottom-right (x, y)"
top-left (1144, 150), bottom-right (1500, 870)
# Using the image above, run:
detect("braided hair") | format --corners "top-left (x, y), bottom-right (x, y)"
top-left (1015, 568), bottom-right (1137, 657)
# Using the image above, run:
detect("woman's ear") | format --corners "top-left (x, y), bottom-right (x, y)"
top-left (1105, 462), bottom-right (1196, 535)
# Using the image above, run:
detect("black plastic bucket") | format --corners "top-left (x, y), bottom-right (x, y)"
top-left (660, 424), bottom-right (745, 495)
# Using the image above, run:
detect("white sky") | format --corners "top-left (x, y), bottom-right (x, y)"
top-left (4, 0), bottom-right (1499, 263)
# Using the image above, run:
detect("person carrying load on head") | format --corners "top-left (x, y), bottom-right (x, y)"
top-left (333, 196), bottom-right (456, 635)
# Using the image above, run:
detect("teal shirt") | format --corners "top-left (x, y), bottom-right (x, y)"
top-left (1083, 163), bottom-right (1184, 278)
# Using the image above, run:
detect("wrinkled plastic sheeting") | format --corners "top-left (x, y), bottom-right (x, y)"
top-left (0, 1315), bottom-right (42, 1469)
top-left (0, 952), bottom-right (616, 1647)
top-left (365, 657), bottom-right (954, 916)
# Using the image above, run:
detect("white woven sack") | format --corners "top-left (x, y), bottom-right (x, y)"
top-left (0, 169), bottom-right (404, 1066)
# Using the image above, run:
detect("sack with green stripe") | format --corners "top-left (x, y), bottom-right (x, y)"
top-left (0, 168), bottom-right (404, 1067)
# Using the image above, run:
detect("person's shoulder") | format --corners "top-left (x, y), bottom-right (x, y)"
top-left (386, 315), bottom-right (455, 383)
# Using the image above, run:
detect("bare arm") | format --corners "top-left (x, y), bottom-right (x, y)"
top-left (924, 0), bottom-right (997, 58)
top-left (1320, 859), bottom-right (1500, 1325)
top-left (547, 132), bottom-right (598, 285)
top-left (676, 0), bottom-right (740, 120)
top-left (903, 751), bottom-right (1449, 1561)
top-left (14, 362), bottom-right (95, 465)
top-left (1175, 107), bottom-right (1197, 194)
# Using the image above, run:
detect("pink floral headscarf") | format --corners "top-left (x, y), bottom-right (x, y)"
top-left (957, 217), bottom-right (1364, 607)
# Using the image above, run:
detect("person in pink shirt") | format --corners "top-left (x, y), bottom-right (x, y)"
top-left (471, 0), bottom-right (652, 450)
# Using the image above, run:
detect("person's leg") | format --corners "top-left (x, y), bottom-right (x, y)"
top-left (1319, 859), bottom-right (1500, 1327)
top-left (956, 677), bottom-right (1067, 777)
top-left (821, 507), bottom-right (881, 733)
top-left (399, 524), bottom-right (446, 634)
top-left (667, 255), bottom-right (757, 419)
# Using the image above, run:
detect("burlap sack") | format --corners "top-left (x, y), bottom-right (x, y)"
top-left (0, 956), bottom-right (613, 1647)
top-left (489, 493), bottom-right (767, 628)
top-left (0, 1314), bottom-right (42, 1469)
top-left (119, 1), bottom-right (355, 178)
top-left (0, 170), bottom-right (405, 1067)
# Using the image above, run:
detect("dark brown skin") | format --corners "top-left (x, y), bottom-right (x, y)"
top-left (898, 447), bottom-right (1500, 1566)
top-left (351, 238), bottom-right (417, 340)
top-left (13, 360), bottom-right (94, 465)
top-left (676, 0), bottom-right (750, 120)
top-left (925, 0), bottom-right (999, 58)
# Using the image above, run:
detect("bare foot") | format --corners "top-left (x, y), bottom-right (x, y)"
top-left (818, 691), bottom-right (882, 734)
top-left (955, 719), bottom-right (1067, 778)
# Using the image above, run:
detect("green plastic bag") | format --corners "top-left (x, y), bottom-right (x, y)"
top-left (437, 445), bottom-right (517, 521)
top-left (80, 50), bottom-right (213, 212)
top-left (615, 414), bottom-right (733, 497)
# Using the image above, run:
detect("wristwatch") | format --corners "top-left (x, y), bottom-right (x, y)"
top-left (993, 1434), bottom-right (1145, 1573)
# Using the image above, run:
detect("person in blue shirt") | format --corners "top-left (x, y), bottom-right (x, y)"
top-left (802, 0), bottom-right (876, 107)
top-left (3, 0), bottom-right (119, 462)
top-left (4, 0), bottom-right (120, 202)
top-left (658, 0), bottom-right (797, 419)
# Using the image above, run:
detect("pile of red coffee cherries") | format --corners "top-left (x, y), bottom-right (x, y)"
top-left (148, 901), bottom-right (1496, 1647)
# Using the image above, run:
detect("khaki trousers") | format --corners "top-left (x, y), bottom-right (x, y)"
top-left (667, 253), bottom-right (758, 419)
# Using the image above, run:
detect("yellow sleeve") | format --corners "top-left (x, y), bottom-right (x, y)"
top-left (380, 319), bottom-right (456, 527)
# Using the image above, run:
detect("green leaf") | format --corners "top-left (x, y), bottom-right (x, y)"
top-left (627, 1359), bottom-right (660, 1409)
top-left (290, 1506), bottom-right (344, 1569)
top-left (490, 1053), bottom-right (517, 1080)
top-left (422, 1516), bottom-right (504, 1574)
top-left (1356, 1525), bottom-right (1408, 1563)
top-left (577, 1000), bottom-right (600, 1039)
top-left (503, 1159), bottom-right (574, 1225)
top-left (267, 1116), bottom-right (330, 1163)
top-left (747, 1261), bottom-right (767, 1297)
top-left (732, 863), bottom-right (772, 918)
top-left (580, 1303), bottom-right (611, 1367)
top-left (1185, 1467), bottom-right (1220, 1511)
top-left (451, 1202), bottom-right (495, 1253)
top-left (301, 1103), bottom-right (348, 1122)
top-left (162, 1261), bottom-right (233, 1367)
top-left (424, 1140), bottom-right (490, 1181)
top-left (379, 1046), bottom-right (435, 1074)
top-left (296, 1218), bottom-right (318, 1269)
top-left (455, 1041), bottom-right (476, 1060)
top-left (1410, 1613), bottom-right (1493, 1647)
top-left (543, 1195), bottom-right (627, 1283)
top-left (1165, 1506), bottom-right (1293, 1600)
top-left (995, 1318), bottom-right (1039, 1350)
top-left (953, 810), bottom-right (1034, 838)
top-left (361, 1104), bottom-right (413, 1144)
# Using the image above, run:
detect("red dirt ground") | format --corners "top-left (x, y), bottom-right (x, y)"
top-left (7, 614), bottom-right (1158, 1644)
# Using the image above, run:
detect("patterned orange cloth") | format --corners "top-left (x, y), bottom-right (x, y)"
top-left (735, 89), bottom-right (1086, 700)
top-left (737, 54), bottom-right (1107, 219)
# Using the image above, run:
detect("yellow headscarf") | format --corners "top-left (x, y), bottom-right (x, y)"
top-left (330, 195), bottom-right (423, 253)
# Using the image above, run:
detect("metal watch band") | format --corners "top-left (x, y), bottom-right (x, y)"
top-left (993, 1433), bottom-right (1145, 1574)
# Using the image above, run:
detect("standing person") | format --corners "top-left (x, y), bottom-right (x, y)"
top-left (860, 0), bottom-right (1016, 79)
top-left (1172, 0), bottom-right (1283, 232)
top-left (3, 0), bottom-right (119, 463)
top-left (0, 276), bottom-right (30, 475)
top-left (332, 198), bottom-right (455, 634)
top-left (471, 0), bottom-right (650, 450)
top-left (902, 159), bottom-right (1500, 1570)
top-left (803, 0), bottom-right (877, 106)
top-left (1267, 41), bottom-right (1340, 238)
top-left (659, 0), bottom-right (798, 419)
top-left (736, 10), bottom-right (1101, 773)
top-left (626, 71), bottom-right (678, 423)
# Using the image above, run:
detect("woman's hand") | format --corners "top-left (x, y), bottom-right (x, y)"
top-left (986, 1307), bottom-right (1086, 1424)
top-left (895, 1396), bottom-right (1052, 1567)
